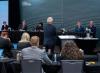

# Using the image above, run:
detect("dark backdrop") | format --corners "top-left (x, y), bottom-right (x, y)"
top-left (20, 0), bottom-right (100, 38)
top-left (9, 0), bottom-right (20, 30)
top-left (20, 0), bottom-right (100, 48)
top-left (9, 0), bottom-right (100, 48)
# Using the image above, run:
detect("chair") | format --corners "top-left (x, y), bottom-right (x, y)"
top-left (97, 53), bottom-right (100, 62)
top-left (21, 59), bottom-right (42, 73)
top-left (61, 60), bottom-right (83, 73)
top-left (11, 50), bottom-right (18, 59)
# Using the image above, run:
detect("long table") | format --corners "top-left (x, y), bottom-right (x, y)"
top-left (58, 35), bottom-right (99, 55)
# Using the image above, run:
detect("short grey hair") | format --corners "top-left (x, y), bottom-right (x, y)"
top-left (47, 17), bottom-right (54, 24)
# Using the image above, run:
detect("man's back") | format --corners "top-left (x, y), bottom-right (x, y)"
top-left (22, 46), bottom-right (52, 64)
top-left (44, 24), bottom-right (56, 39)
top-left (22, 46), bottom-right (43, 60)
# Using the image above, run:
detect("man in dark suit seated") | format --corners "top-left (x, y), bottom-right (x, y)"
top-left (75, 20), bottom-right (85, 33)
top-left (1, 21), bottom-right (9, 31)
top-left (87, 20), bottom-right (96, 38)
top-left (74, 21), bottom-right (85, 37)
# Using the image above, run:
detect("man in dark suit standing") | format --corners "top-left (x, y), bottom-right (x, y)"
top-left (44, 17), bottom-right (56, 54)
top-left (1, 21), bottom-right (9, 30)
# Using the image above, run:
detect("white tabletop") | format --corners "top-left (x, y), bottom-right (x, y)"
top-left (58, 35), bottom-right (99, 40)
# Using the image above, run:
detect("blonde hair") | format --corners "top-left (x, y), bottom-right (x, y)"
top-left (19, 32), bottom-right (30, 42)
top-left (30, 36), bottom-right (39, 46)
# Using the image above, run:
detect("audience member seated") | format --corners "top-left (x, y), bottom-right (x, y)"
top-left (0, 29), bottom-right (10, 41)
top-left (17, 32), bottom-right (31, 50)
top-left (22, 36), bottom-right (52, 64)
top-left (0, 30), bottom-right (12, 58)
top-left (61, 40), bottom-right (84, 60)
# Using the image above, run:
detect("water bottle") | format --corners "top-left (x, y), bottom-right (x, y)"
top-left (54, 53), bottom-right (57, 62)
top-left (16, 51), bottom-right (21, 61)
top-left (42, 46), bottom-right (46, 52)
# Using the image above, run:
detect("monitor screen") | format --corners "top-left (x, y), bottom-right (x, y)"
top-left (0, 0), bottom-right (8, 31)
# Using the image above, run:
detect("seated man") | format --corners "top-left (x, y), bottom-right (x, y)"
top-left (0, 36), bottom-right (12, 58)
top-left (22, 36), bottom-right (52, 64)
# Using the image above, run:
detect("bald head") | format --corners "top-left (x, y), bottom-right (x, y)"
top-left (47, 17), bottom-right (54, 24)
top-left (30, 36), bottom-right (39, 46)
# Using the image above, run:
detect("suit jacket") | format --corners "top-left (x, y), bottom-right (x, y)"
top-left (22, 46), bottom-right (52, 64)
top-left (44, 24), bottom-right (56, 46)
top-left (75, 26), bottom-right (85, 33)
top-left (87, 26), bottom-right (96, 37)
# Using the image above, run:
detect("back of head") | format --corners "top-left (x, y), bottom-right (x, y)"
top-left (47, 17), bottom-right (54, 24)
top-left (64, 40), bottom-right (77, 48)
top-left (30, 36), bottom-right (39, 47)
top-left (20, 32), bottom-right (30, 42)
top-left (61, 40), bottom-right (83, 60)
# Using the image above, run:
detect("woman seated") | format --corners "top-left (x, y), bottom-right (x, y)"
top-left (17, 32), bottom-right (31, 50)
top-left (61, 40), bottom-right (84, 60)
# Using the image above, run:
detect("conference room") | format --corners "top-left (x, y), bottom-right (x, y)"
top-left (0, 0), bottom-right (100, 73)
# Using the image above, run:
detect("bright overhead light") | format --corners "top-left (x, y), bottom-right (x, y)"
top-left (22, 1), bottom-right (32, 7)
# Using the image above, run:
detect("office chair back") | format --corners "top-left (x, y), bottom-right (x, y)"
top-left (61, 60), bottom-right (83, 73)
top-left (21, 59), bottom-right (42, 73)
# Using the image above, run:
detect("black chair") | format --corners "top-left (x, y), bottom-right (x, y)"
top-left (11, 50), bottom-right (19, 59)
top-left (97, 53), bottom-right (100, 62)
top-left (61, 60), bottom-right (83, 73)
top-left (21, 59), bottom-right (42, 73)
